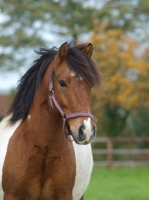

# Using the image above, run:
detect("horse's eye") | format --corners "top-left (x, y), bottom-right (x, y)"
top-left (59, 80), bottom-right (67, 87)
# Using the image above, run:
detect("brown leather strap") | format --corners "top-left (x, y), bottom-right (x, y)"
top-left (48, 70), bottom-right (97, 137)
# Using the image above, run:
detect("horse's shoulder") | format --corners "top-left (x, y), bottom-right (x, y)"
top-left (0, 115), bottom-right (22, 198)
top-left (0, 115), bottom-right (21, 141)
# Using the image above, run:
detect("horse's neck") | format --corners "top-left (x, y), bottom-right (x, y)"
top-left (24, 89), bottom-right (64, 147)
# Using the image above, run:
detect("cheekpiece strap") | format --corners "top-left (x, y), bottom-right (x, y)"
top-left (48, 70), bottom-right (97, 137)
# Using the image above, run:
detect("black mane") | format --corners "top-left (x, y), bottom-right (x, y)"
top-left (8, 44), bottom-right (101, 124)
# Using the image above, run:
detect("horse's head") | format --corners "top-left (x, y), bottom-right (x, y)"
top-left (7, 42), bottom-right (100, 145)
top-left (49, 42), bottom-right (100, 145)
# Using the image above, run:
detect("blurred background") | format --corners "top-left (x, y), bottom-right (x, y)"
top-left (0, 0), bottom-right (149, 198)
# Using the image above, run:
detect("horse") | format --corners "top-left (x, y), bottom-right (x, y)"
top-left (0, 42), bottom-right (100, 200)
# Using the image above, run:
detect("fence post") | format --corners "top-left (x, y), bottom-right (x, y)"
top-left (107, 140), bottom-right (113, 169)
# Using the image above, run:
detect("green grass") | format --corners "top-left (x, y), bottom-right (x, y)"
top-left (84, 167), bottom-right (149, 200)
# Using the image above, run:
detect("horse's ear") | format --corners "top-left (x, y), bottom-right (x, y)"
top-left (82, 43), bottom-right (93, 57)
top-left (56, 42), bottom-right (69, 63)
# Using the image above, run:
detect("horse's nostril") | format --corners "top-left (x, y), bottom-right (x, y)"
top-left (92, 125), bottom-right (96, 137)
top-left (78, 125), bottom-right (86, 141)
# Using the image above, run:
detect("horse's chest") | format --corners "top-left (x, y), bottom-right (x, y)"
top-left (72, 142), bottom-right (93, 200)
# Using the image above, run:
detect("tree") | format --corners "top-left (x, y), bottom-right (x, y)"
top-left (98, 0), bottom-right (149, 41)
top-left (0, 0), bottom-right (97, 71)
top-left (90, 21), bottom-right (149, 137)
top-left (1, 0), bottom-right (149, 71)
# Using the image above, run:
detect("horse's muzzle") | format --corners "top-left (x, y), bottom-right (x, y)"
top-left (70, 123), bottom-right (96, 145)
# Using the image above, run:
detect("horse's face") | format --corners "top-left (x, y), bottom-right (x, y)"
top-left (54, 61), bottom-right (96, 144)
top-left (52, 43), bottom-right (97, 145)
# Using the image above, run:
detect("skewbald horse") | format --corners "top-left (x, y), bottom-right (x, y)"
top-left (0, 42), bottom-right (100, 200)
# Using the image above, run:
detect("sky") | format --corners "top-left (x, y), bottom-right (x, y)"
top-left (0, 13), bottom-right (21, 93)
top-left (0, 71), bottom-right (21, 93)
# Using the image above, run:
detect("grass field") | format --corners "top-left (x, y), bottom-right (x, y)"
top-left (84, 167), bottom-right (149, 200)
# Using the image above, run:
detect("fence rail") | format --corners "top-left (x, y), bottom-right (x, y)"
top-left (92, 137), bottom-right (149, 168)
top-left (93, 149), bottom-right (149, 154)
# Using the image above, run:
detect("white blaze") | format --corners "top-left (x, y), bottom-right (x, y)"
top-left (70, 71), bottom-right (83, 81)
top-left (83, 118), bottom-right (92, 140)
top-left (70, 71), bottom-right (76, 77)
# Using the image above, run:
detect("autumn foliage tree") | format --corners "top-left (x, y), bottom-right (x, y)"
top-left (90, 21), bottom-right (149, 137)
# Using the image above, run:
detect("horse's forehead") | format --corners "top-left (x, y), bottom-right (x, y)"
top-left (70, 71), bottom-right (76, 77)
top-left (56, 61), bottom-right (84, 81)
top-left (70, 71), bottom-right (83, 81)
top-left (56, 61), bottom-right (71, 74)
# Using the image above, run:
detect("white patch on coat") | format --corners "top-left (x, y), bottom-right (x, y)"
top-left (27, 115), bottom-right (31, 121)
top-left (70, 71), bottom-right (76, 77)
top-left (72, 140), bottom-right (93, 200)
top-left (70, 71), bottom-right (83, 81)
top-left (78, 75), bottom-right (83, 81)
top-left (0, 115), bottom-right (21, 198)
